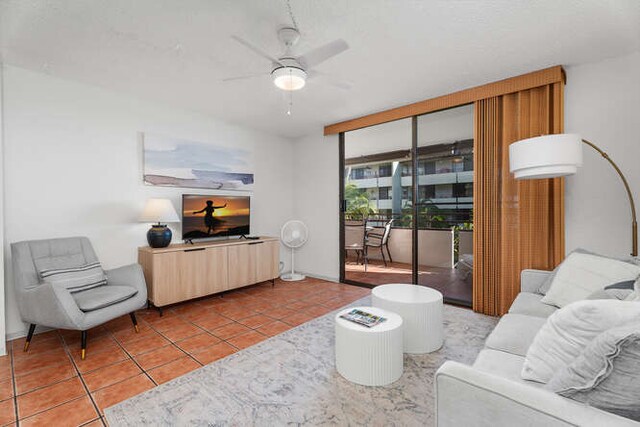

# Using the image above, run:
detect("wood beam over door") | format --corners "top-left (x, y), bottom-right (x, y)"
top-left (324, 65), bottom-right (565, 136)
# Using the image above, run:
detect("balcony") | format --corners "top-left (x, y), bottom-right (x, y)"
top-left (347, 176), bottom-right (393, 188)
top-left (344, 221), bottom-right (473, 305)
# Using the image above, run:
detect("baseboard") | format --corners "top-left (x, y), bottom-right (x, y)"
top-left (6, 325), bottom-right (54, 342)
top-left (298, 272), bottom-right (340, 283)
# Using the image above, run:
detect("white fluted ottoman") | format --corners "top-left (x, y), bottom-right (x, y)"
top-left (335, 306), bottom-right (403, 386)
top-left (372, 284), bottom-right (443, 354)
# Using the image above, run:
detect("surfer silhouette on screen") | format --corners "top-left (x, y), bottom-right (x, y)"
top-left (193, 200), bottom-right (227, 235)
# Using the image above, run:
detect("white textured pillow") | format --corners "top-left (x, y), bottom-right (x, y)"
top-left (521, 300), bottom-right (640, 383)
top-left (541, 251), bottom-right (640, 307)
top-left (546, 322), bottom-right (640, 421)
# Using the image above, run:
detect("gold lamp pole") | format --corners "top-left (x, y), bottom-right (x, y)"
top-left (581, 139), bottom-right (637, 257)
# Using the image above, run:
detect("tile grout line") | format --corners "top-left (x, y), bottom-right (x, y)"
top-left (107, 323), bottom-right (158, 388)
top-left (58, 330), bottom-right (104, 425)
top-left (9, 344), bottom-right (19, 427)
top-left (148, 309), bottom-right (245, 365)
top-left (14, 345), bottom-right (95, 423)
top-left (3, 281), bottom-right (364, 424)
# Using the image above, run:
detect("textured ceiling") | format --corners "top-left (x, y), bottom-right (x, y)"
top-left (1, 0), bottom-right (639, 139)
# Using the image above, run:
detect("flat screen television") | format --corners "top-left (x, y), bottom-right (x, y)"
top-left (182, 194), bottom-right (250, 240)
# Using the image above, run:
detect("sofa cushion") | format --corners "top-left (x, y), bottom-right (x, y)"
top-left (485, 314), bottom-right (546, 357)
top-left (72, 285), bottom-right (138, 312)
top-left (508, 293), bottom-right (557, 318)
top-left (540, 250), bottom-right (640, 308)
top-left (522, 300), bottom-right (640, 384)
top-left (546, 322), bottom-right (640, 421)
top-left (473, 349), bottom-right (545, 388)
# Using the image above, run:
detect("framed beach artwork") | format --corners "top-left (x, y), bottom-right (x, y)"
top-left (142, 133), bottom-right (254, 191)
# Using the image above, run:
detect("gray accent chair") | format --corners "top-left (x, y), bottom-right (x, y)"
top-left (11, 237), bottom-right (147, 359)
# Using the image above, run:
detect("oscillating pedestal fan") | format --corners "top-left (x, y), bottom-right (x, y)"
top-left (280, 220), bottom-right (308, 281)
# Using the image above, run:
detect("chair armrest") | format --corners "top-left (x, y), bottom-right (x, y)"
top-left (16, 282), bottom-right (84, 330)
top-left (105, 264), bottom-right (148, 297)
top-left (520, 269), bottom-right (551, 294)
top-left (435, 361), bottom-right (635, 427)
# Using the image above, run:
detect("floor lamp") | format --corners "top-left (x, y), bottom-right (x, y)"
top-left (509, 134), bottom-right (637, 257)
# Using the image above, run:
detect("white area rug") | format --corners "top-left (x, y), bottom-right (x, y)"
top-left (106, 297), bottom-right (497, 426)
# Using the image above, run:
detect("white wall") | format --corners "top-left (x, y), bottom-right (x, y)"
top-left (2, 66), bottom-right (294, 338)
top-left (0, 64), bottom-right (6, 354)
top-left (292, 132), bottom-right (339, 281)
top-left (293, 51), bottom-right (640, 281)
top-left (565, 51), bottom-right (640, 258)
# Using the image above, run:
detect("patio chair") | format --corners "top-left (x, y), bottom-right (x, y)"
top-left (365, 219), bottom-right (394, 267)
top-left (11, 236), bottom-right (147, 359)
top-left (344, 219), bottom-right (367, 270)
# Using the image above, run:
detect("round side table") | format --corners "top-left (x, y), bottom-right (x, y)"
top-left (372, 284), bottom-right (443, 354)
top-left (335, 306), bottom-right (403, 386)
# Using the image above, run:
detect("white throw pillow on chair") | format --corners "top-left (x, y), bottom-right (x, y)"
top-left (521, 299), bottom-right (640, 383)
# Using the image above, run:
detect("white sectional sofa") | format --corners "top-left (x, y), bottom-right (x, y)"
top-left (435, 269), bottom-right (639, 427)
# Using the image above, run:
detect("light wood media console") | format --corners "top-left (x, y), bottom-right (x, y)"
top-left (138, 236), bottom-right (279, 313)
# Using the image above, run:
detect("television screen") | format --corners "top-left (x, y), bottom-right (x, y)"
top-left (182, 195), bottom-right (250, 240)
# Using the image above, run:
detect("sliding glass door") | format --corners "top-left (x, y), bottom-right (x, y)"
top-left (416, 105), bottom-right (474, 306)
top-left (340, 105), bottom-right (474, 307)
top-left (341, 118), bottom-right (413, 286)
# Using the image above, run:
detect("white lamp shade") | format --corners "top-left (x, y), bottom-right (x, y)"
top-left (272, 67), bottom-right (307, 91)
top-left (139, 198), bottom-right (180, 223)
top-left (509, 134), bottom-right (583, 180)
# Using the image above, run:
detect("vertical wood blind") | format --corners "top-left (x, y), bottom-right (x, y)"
top-left (473, 81), bottom-right (565, 315)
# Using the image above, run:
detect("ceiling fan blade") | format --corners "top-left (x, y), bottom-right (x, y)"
top-left (307, 70), bottom-right (353, 90)
top-left (298, 39), bottom-right (349, 68)
top-left (231, 35), bottom-right (282, 66)
top-left (222, 72), bottom-right (270, 82)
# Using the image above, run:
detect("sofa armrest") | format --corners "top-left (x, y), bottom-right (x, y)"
top-left (520, 269), bottom-right (551, 294)
top-left (105, 263), bottom-right (148, 298)
top-left (435, 361), bottom-right (636, 427)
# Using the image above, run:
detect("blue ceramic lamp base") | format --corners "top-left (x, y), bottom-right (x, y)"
top-left (147, 224), bottom-right (172, 248)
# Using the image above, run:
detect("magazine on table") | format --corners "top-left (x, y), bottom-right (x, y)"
top-left (339, 309), bottom-right (387, 328)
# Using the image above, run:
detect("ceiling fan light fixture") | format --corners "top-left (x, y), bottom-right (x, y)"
top-left (272, 66), bottom-right (307, 91)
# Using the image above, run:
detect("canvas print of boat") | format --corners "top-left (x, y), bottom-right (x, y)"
top-left (143, 133), bottom-right (254, 190)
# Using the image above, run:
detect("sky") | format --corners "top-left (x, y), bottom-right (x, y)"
top-left (183, 195), bottom-right (250, 218)
top-left (144, 133), bottom-right (252, 178)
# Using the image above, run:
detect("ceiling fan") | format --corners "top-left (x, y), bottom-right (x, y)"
top-left (224, 27), bottom-right (350, 91)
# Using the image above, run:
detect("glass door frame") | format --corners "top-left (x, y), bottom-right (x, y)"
top-left (339, 116), bottom-right (419, 287)
top-left (339, 112), bottom-right (473, 308)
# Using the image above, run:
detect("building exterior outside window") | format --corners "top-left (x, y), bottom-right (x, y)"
top-left (345, 139), bottom-right (473, 228)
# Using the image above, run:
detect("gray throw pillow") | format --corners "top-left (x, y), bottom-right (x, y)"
top-left (546, 322), bottom-right (640, 421)
top-left (587, 280), bottom-right (636, 301)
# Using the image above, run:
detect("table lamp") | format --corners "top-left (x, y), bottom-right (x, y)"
top-left (139, 198), bottom-right (180, 248)
top-left (509, 134), bottom-right (637, 257)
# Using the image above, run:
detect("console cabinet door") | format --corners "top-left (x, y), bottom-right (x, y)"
top-left (178, 248), bottom-right (212, 301)
top-left (205, 246), bottom-right (229, 294)
top-left (147, 251), bottom-right (182, 306)
top-left (228, 244), bottom-right (257, 289)
top-left (255, 241), bottom-right (279, 282)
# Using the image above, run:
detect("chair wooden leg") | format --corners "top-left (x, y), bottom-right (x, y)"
top-left (24, 324), bottom-right (36, 352)
top-left (386, 243), bottom-right (393, 263)
top-left (130, 312), bottom-right (139, 333)
top-left (81, 331), bottom-right (87, 360)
